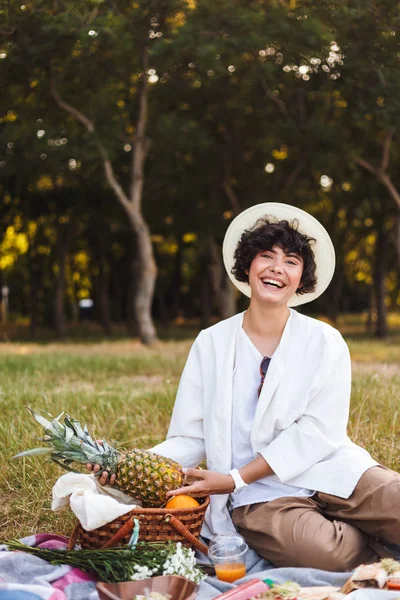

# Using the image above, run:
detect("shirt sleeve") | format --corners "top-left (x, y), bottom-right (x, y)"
top-left (149, 331), bottom-right (206, 467)
top-left (259, 338), bottom-right (351, 483)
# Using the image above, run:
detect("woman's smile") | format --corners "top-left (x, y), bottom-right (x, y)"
top-left (260, 276), bottom-right (286, 290)
top-left (248, 246), bottom-right (303, 304)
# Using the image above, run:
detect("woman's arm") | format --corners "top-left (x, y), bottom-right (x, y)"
top-left (87, 333), bottom-right (206, 485)
top-left (169, 338), bottom-right (350, 497)
top-left (149, 332), bottom-right (206, 466)
top-left (258, 341), bottom-right (351, 483)
top-left (167, 455), bottom-right (274, 497)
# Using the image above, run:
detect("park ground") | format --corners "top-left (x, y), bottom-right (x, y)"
top-left (1, 312), bottom-right (400, 542)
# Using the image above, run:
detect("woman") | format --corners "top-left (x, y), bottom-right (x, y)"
top-left (96, 203), bottom-right (400, 571)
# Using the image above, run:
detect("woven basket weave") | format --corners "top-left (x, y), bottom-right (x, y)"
top-left (68, 496), bottom-right (210, 554)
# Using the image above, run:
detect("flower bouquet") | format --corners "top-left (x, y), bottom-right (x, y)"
top-left (3, 539), bottom-right (205, 584)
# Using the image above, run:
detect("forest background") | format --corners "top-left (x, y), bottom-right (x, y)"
top-left (1, 0), bottom-right (400, 344)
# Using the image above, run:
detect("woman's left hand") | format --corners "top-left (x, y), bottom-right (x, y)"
top-left (166, 467), bottom-right (235, 498)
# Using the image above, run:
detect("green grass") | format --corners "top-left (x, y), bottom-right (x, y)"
top-left (1, 315), bottom-right (400, 542)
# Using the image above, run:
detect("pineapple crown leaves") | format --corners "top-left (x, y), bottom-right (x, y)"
top-left (12, 407), bottom-right (121, 473)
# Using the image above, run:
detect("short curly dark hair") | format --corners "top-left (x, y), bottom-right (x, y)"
top-left (231, 218), bottom-right (317, 296)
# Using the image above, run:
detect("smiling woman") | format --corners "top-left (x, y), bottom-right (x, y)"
top-left (246, 246), bottom-right (304, 307)
top-left (132, 203), bottom-right (400, 572)
top-left (229, 214), bottom-right (320, 303)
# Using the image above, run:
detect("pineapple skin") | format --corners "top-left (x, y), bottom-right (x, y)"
top-left (16, 409), bottom-right (186, 508)
top-left (116, 448), bottom-right (184, 507)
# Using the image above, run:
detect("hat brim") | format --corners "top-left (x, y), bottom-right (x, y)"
top-left (222, 202), bottom-right (335, 307)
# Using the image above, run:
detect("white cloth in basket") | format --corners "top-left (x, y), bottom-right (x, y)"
top-left (52, 472), bottom-right (140, 531)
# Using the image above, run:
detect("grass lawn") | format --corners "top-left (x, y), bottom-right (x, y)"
top-left (1, 313), bottom-right (400, 542)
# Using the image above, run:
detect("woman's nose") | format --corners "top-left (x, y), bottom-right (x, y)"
top-left (270, 262), bottom-right (283, 274)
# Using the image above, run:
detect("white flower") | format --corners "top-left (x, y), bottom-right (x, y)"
top-left (131, 564), bottom-right (155, 580)
top-left (161, 543), bottom-right (205, 584)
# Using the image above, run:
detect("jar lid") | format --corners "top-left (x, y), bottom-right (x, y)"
top-left (208, 532), bottom-right (248, 560)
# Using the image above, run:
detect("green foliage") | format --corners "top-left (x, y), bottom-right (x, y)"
top-left (0, 0), bottom-right (400, 326)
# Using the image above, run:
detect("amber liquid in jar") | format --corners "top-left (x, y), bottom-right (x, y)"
top-left (215, 562), bottom-right (247, 583)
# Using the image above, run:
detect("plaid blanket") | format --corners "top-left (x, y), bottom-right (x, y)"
top-left (0, 534), bottom-right (98, 600)
top-left (2, 535), bottom-right (400, 600)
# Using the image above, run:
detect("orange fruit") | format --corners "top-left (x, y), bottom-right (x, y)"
top-left (165, 494), bottom-right (200, 509)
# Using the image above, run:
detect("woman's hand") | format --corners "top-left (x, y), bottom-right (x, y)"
top-left (86, 463), bottom-right (116, 486)
top-left (166, 468), bottom-right (235, 498)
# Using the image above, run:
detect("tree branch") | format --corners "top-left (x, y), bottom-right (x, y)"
top-left (254, 58), bottom-right (303, 138)
top-left (222, 143), bottom-right (240, 216)
top-left (50, 78), bottom-right (95, 133)
top-left (282, 154), bottom-right (309, 196)
top-left (50, 77), bottom-right (131, 212)
top-left (354, 156), bottom-right (377, 176)
top-left (355, 131), bottom-right (400, 211)
top-left (381, 128), bottom-right (394, 172)
top-left (0, 27), bottom-right (16, 37)
top-left (380, 173), bottom-right (400, 210)
top-left (297, 88), bottom-right (306, 128)
top-left (87, 7), bottom-right (99, 24)
top-left (98, 146), bottom-right (132, 212)
top-left (258, 70), bottom-right (290, 120)
top-left (222, 179), bottom-right (241, 216)
top-left (130, 47), bottom-right (150, 210)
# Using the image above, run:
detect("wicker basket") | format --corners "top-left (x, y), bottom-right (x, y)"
top-left (68, 496), bottom-right (210, 555)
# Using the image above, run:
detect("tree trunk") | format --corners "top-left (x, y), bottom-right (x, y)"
top-left (326, 265), bottom-right (345, 325)
top-left (170, 237), bottom-right (183, 319)
top-left (156, 285), bottom-right (170, 326)
top-left (53, 221), bottom-right (72, 338)
top-left (69, 270), bottom-right (79, 324)
top-left (50, 47), bottom-right (157, 345)
top-left (29, 253), bottom-right (41, 334)
top-left (208, 235), bottom-right (236, 320)
top-left (53, 267), bottom-right (64, 337)
top-left (126, 215), bottom-right (157, 344)
top-left (29, 282), bottom-right (40, 333)
top-left (393, 212), bottom-right (400, 271)
top-left (27, 222), bottom-right (46, 333)
top-left (126, 251), bottom-right (136, 326)
top-left (200, 257), bottom-right (212, 330)
top-left (373, 226), bottom-right (388, 339)
top-left (224, 277), bottom-right (237, 318)
top-left (366, 287), bottom-right (374, 334)
top-left (69, 291), bottom-right (79, 324)
top-left (98, 253), bottom-right (112, 336)
top-left (92, 240), bottom-right (112, 335)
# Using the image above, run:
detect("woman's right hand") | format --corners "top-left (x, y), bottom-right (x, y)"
top-left (86, 463), bottom-right (116, 486)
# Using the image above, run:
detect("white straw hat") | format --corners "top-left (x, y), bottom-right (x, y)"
top-left (222, 202), bottom-right (335, 307)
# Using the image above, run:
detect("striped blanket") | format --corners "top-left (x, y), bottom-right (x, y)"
top-left (2, 535), bottom-right (400, 600)
top-left (0, 534), bottom-right (97, 600)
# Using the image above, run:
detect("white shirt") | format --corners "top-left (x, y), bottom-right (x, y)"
top-left (230, 326), bottom-right (314, 509)
top-left (151, 310), bottom-right (378, 538)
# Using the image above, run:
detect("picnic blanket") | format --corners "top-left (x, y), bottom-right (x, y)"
top-left (0, 534), bottom-right (97, 600)
top-left (197, 545), bottom-right (400, 600)
top-left (1, 535), bottom-right (400, 600)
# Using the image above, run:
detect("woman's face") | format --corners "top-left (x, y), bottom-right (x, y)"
top-left (247, 245), bottom-right (304, 307)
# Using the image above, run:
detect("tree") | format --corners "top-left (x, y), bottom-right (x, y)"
top-left (0, 0), bottom-right (190, 343)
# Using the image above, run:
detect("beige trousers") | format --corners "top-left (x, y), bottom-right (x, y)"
top-left (231, 466), bottom-right (400, 572)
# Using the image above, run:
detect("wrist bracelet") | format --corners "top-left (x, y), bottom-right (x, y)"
top-left (228, 468), bottom-right (248, 493)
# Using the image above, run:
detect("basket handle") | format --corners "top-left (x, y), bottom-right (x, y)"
top-left (100, 517), bottom-right (136, 549)
top-left (67, 523), bottom-right (80, 551)
top-left (67, 518), bottom-right (136, 551)
top-left (165, 514), bottom-right (209, 555)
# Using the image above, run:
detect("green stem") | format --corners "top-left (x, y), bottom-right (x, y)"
top-left (2, 540), bottom-right (173, 583)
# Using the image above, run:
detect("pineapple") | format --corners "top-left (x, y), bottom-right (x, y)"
top-left (13, 408), bottom-right (186, 507)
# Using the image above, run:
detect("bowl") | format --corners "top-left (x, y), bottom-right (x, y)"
top-left (97, 575), bottom-right (199, 600)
